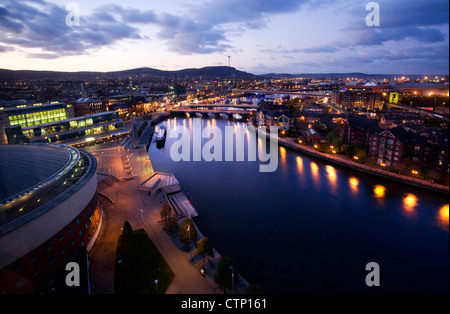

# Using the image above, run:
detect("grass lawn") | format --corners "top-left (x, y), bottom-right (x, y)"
top-left (115, 228), bottom-right (174, 294)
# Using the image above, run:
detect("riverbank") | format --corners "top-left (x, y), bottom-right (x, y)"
top-left (88, 113), bottom-right (250, 294)
top-left (255, 128), bottom-right (449, 195)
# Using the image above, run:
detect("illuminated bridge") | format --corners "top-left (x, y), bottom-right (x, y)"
top-left (168, 103), bottom-right (257, 119)
top-left (236, 89), bottom-right (330, 98)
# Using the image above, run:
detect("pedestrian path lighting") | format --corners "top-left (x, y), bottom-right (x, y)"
top-left (229, 266), bottom-right (234, 292)
top-left (187, 224), bottom-right (192, 261)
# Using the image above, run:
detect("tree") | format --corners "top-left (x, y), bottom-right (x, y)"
top-left (161, 202), bottom-right (178, 234)
top-left (197, 237), bottom-right (214, 269)
top-left (178, 219), bottom-right (198, 250)
top-left (122, 221), bottom-right (133, 242)
top-left (214, 256), bottom-right (238, 292)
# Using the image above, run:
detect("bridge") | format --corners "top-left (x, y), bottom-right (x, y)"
top-left (181, 103), bottom-right (258, 110)
top-left (387, 103), bottom-right (449, 122)
top-left (236, 89), bottom-right (330, 98)
top-left (168, 108), bottom-right (253, 120)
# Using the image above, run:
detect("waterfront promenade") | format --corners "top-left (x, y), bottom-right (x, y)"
top-left (257, 128), bottom-right (449, 195)
top-left (87, 124), bottom-right (248, 294)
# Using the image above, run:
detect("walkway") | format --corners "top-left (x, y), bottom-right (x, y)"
top-left (88, 144), bottom-right (217, 294)
top-left (258, 128), bottom-right (449, 194)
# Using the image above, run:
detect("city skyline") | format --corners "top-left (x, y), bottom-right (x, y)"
top-left (0, 0), bottom-right (449, 75)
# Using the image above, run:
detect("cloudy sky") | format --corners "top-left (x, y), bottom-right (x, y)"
top-left (0, 0), bottom-right (448, 74)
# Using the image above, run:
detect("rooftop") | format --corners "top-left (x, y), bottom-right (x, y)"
top-left (0, 144), bottom-right (97, 235)
top-left (0, 144), bottom-right (76, 204)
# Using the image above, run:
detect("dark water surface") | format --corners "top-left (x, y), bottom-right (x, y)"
top-left (148, 117), bottom-right (449, 294)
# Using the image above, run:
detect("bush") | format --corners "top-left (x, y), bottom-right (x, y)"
top-left (214, 256), bottom-right (238, 291)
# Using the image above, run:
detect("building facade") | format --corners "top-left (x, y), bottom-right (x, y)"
top-left (0, 144), bottom-right (101, 293)
top-left (0, 103), bottom-right (75, 145)
top-left (331, 90), bottom-right (383, 110)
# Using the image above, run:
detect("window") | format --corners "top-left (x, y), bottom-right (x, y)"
top-left (45, 243), bottom-right (52, 252)
top-left (61, 247), bottom-right (67, 255)
top-left (49, 256), bottom-right (56, 265)
top-left (34, 268), bottom-right (42, 277)
top-left (58, 234), bottom-right (64, 242)
top-left (12, 264), bottom-right (21, 273)
top-left (30, 254), bottom-right (38, 263)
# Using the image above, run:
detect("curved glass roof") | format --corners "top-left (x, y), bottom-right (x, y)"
top-left (0, 144), bottom-right (77, 205)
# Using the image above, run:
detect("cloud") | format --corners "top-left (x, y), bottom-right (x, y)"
top-left (0, 44), bottom-right (14, 52)
top-left (0, 0), bottom-right (314, 57)
top-left (345, 0), bottom-right (449, 46)
top-left (0, 0), bottom-right (143, 58)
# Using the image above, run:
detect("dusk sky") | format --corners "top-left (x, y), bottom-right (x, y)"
top-left (0, 0), bottom-right (448, 75)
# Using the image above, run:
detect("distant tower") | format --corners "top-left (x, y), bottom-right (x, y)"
top-left (228, 56), bottom-right (232, 82)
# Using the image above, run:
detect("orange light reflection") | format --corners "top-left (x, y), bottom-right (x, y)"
top-left (311, 162), bottom-right (319, 178)
top-left (349, 177), bottom-right (359, 193)
top-left (296, 156), bottom-right (303, 172)
top-left (438, 204), bottom-right (449, 231)
top-left (403, 194), bottom-right (418, 217)
top-left (326, 165), bottom-right (337, 184)
top-left (374, 185), bottom-right (386, 199)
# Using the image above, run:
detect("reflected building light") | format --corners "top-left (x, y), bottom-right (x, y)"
top-left (349, 177), bottom-right (359, 193)
top-left (403, 194), bottom-right (418, 216)
top-left (374, 185), bottom-right (386, 199)
top-left (297, 156), bottom-right (303, 172)
top-left (280, 146), bottom-right (286, 159)
top-left (326, 165), bottom-right (337, 184)
top-left (438, 204), bottom-right (449, 231)
top-left (310, 162), bottom-right (319, 185)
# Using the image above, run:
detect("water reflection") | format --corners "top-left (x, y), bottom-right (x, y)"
top-left (296, 157), bottom-right (303, 172)
top-left (349, 177), bottom-right (359, 193)
top-left (280, 147), bottom-right (287, 167)
top-left (326, 165), bottom-right (337, 184)
top-left (374, 185), bottom-right (386, 199)
top-left (403, 194), bottom-right (418, 217)
top-left (438, 204), bottom-right (449, 231)
top-left (310, 162), bottom-right (319, 182)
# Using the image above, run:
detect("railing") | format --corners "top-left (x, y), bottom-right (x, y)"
top-left (257, 129), bottom-right (449, 194)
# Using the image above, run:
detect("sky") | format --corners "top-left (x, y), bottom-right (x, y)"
top-left (0, 0), bottom-right (448, 75)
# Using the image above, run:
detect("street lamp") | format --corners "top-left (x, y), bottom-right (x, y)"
top-left (140, 209), bottom-right (144, 225)
top-left (154, 279), bottom-right (159, 294)
top-left (187, 224), bottom-right (192, 261)
top-left (229, 266), bottom-right (235, 292)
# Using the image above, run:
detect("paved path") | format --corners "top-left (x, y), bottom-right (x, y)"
top-left (88, 145), bottom-right (217, 294)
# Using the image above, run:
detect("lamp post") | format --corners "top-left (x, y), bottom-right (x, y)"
top-left (140, 209), bottom-right (144, 226)
top-left (154, 279), bottom-right (159, 295)
top-left (229, 266), bottom-right (234, 292)
top-left (187, 224), bottom-right (192, 261)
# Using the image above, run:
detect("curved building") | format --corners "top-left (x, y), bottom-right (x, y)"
top-left (0, 144), bottom-right (101, 293)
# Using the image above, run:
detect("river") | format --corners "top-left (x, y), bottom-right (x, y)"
top-left (148, 117), bottom-right (449, 294)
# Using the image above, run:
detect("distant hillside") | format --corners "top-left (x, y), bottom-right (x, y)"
top-left (0, 66), bottom-right (255, 81)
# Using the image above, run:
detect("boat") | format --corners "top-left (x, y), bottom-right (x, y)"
top-left (155, 123), bottom-right (167, 148)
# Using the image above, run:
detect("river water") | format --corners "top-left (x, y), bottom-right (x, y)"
top-left (148, 117), bottom-right (449, 294)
